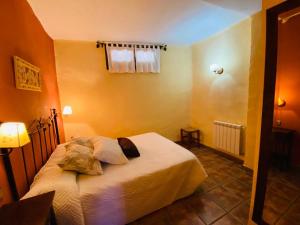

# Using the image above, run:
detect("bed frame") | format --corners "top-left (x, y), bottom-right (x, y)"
top-left (1, 108), bottom-right (61, 201)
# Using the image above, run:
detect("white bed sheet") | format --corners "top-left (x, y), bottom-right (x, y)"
top-left (78, 132), bottom-right (207, 225)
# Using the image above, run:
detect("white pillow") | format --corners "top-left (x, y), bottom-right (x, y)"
top-left (93, 136), bottom-right (128, 165)
top-left (58, 144), bottom-right (103, 175)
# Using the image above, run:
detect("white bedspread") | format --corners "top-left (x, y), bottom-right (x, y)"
top-left (78, 133), bottom-right (207, 225)
top-left (24, 132), bottom-right (207, 225)
top-left (23, 144), bottom-right (85, 225)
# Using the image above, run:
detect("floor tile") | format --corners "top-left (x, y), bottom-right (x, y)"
top-left (238, 173), bottom-right (253, 187)
top-left (263, 204), bottom-right (281, 225)
top-left (264, 190), bottom-right (290, 214)
top-left (212, 214), bottom-right (242, 225)
top-left (198, 176), bottom-right (219, 193)
top-left (268, 168), bottom-right (300, 190)
top-left (205, 167), bottom-right (218, 175)
top-left (268, 180), bottom-right (299, 201)
top-left (263, 189), bottom-right (294, 225)
top-left (206, 186), bottom-right (243, 211)
top-left (230, 201), bottom-right (250, 225)
top-left (276, 216), bottom-right (299, 225)
top-left (226, 165), bottom-right (246, 179)
top-left (208, 170), bottom-right (233, 186)
top-left (215, 164), bottom-right (233, 173)
top-left (284, 201), bottom-right (300, 223)
top-left (134, 208), bottom-right (169, 225)
top-left (187, 194), bottom-right (226, 225)
top-left (223, 180), bottom-right (252, 199)
top-left (167, 201), bottom-right (205, 225)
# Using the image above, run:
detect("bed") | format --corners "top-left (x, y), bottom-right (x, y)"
top-left (23, 132), bottom-right (207, 225)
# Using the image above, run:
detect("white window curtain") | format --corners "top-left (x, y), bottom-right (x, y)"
top-left (135, 45), bottom-right (160, 73)
top-left (106, 44), bottom-right (135, 73)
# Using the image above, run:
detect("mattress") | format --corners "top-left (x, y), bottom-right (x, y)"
top-left (24, 132), bottom-right (207, 225)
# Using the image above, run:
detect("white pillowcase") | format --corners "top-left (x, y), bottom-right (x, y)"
top-left (92, 136), bottom-right (128, 164)
top-left (93, 136), bottom-right (128, 165)
top-left (58, 144), bottom-right (103, 175)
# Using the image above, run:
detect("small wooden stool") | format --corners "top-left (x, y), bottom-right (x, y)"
top-left (180, 127), bottom-right (200, 147)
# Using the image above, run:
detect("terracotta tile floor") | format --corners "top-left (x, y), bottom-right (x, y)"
top-left (128, 146), bottom-right (253, 225)
top-left (263, 167), bottom-right (300, 225)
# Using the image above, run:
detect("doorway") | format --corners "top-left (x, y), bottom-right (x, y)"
top-left (253, 1), bottom-right (300, 224)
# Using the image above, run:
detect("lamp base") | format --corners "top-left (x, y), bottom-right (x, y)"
top-left (0, 148), bottom-right (19, 201)
top-left (276, 120), bottom-right (282, 127)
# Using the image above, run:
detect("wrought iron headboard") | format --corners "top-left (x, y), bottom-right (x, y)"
top-left (2, 108), bottom-right (61, 201)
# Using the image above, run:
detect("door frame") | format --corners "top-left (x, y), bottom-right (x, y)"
top-left (253, 0), bottom-right (300, 224)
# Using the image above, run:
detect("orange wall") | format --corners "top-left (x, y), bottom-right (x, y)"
top-left (274, 15), bottom-right (300, 166)
top-left (0, 0), bottom-right (64, 204)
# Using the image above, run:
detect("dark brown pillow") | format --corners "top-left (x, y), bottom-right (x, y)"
top-left (117, 138), bottom-right (140, 158)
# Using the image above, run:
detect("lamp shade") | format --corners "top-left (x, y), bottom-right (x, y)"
top-left (0, 122), bottom-right (30, 148)
top-left (63, 106), bottom-right (72, 115)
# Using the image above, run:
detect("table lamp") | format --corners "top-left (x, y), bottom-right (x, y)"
top-left (0, 122), bottom-right (30, 201)
top-left (276, 97), bottom-right (286, 126)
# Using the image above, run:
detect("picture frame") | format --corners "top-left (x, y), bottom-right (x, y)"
top-left (13, 56), bottom-right (41, 91)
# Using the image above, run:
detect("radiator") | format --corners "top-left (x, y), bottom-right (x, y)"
top-left (213, 121), bottom-right (243, 156)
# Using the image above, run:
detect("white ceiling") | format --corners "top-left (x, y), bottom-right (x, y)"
top-left (27, 0), bottom-right (261, 44)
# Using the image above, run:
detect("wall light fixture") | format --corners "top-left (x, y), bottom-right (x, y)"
top-left (210, 64), bottom-right (224, 75)
top-left (63, 106), bottom-right (73, 116)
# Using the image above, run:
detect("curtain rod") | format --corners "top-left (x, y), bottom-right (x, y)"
top-left (96, 41), bottom-right (167, 51)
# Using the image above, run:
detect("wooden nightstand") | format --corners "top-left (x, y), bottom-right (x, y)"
top-left (0, 191), bottom-right (56, 225)
top-left (272, 127), bottom-right (295, 169)
top-left (180, 127), bottom-right (200, 147)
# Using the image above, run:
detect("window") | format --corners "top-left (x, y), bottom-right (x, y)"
top-left (106, 45), bottom-right (135, 73)
top-left (106, 44), bottom-right (160, 73)
top-left (135, 46), bottom-right (160, 73)
top-left (111, 49), bottom-right (134, 63)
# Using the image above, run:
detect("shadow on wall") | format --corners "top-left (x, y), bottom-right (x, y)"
top-left (209, 72), bottom-right (241, 120)
top-left (210, 73), bottom-right (236, 97)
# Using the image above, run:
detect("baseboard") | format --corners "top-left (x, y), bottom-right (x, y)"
top-left (201, 144), bottom-right (244, 163)
top-left (175, 141), bottom-right (253, 173)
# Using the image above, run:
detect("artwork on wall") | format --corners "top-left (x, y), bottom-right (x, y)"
top-left (13, 56), bottom-right (41, 91)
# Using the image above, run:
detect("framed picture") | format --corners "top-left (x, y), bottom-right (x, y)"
top-left (13, 56), bottom-right (41, 91)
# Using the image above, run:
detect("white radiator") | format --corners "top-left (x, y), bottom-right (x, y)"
top-left (213, 121), bottom-right (243, 156)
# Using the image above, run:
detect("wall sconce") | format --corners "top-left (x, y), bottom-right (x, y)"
top-left (63, 106), bottom-right (73, 116)
top-left (277, 97), bottom-right (286, 107)
top-left (276, 97), bottom-right (286, 127)
top-left (210, 64), bottom-right (224, 75)
top-left (0, 122), bottom-right (30, 200)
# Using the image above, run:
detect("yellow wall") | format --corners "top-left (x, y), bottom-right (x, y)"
top-left (54, 41), bottom-right (193, 141)
top-left (263, 0), bottom-right (285, 9)
top-left (244, 12), bottom-right (265, 169)
top-left (190, 19), bottom-right (251, 157)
